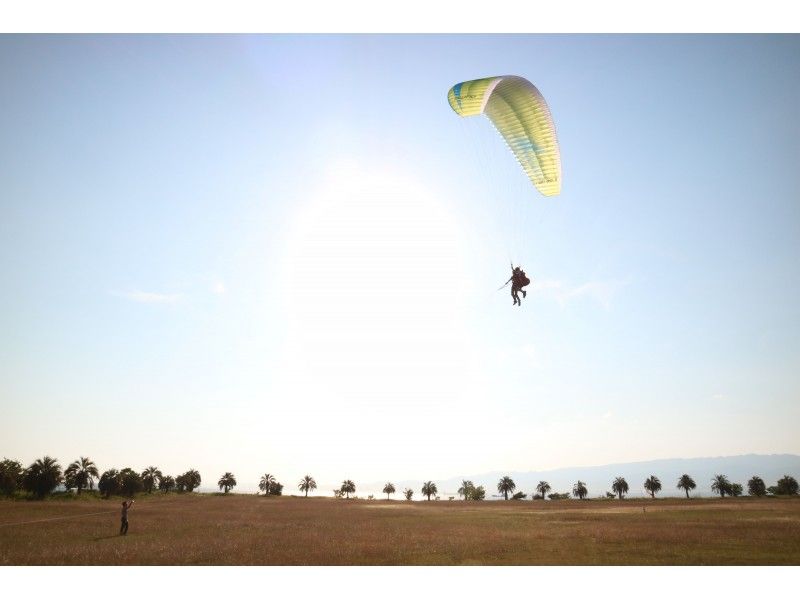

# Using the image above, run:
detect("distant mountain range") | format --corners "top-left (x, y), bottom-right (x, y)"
top-left (363, 453), bottom-right (800, 499)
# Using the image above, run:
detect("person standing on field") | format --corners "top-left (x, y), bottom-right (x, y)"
top-left (119, 499), bottom-right (134, 535)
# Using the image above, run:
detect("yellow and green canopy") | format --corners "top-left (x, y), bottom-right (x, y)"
top-left (448, 75), bottom-right (561, 197)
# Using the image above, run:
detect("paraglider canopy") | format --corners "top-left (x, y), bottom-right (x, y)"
top-left (448, 75), bottom-right (561, 197)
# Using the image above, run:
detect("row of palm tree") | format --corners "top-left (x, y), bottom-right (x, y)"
top-left (0, 456), bottom-right (206, 498)
top-left (2, 456), bottom-right (799, 500)
top-left (376, 474), bottom-right (799, 501)
top-left (232, 472), bottom-right (800, 500)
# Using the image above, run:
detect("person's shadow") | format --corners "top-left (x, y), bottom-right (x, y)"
top-left (92, 534), bottom-right (123, 541)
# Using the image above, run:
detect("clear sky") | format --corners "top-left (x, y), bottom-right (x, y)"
top-left (1, 34), bottom-right (798, 493)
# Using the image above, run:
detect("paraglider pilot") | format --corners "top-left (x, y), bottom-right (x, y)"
top-left (505, 265), bottom-right (530, 306)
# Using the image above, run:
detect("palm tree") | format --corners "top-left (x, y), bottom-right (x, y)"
top-left (141, 466), bottom-right (163, 494)
top-left (421, 481), bottom-right (438, 501)
top-left (403, 488), bottom-right (414, 501)
top-left (383, 483), bottom-right (396, 500)
top-left (341, 480), bottom-right (356, 498)
top-left (259, 473), bottom-right (275, 496)
top-left (298, 475), bottom-right (317, 497)
top-left (218, 472), bottom-right (236, 493)
top-left (677, 474), bottom-right (696, 499)
top-left (643, 475), bottom-right (662, 498)
top-left (611, 477), bottom-right (629, 500)
top-left (711, 474), bottom-right (731, 498)
top-left (22, 456), bottom-right (63, 499)
top-left (536, 481), bottom-right (551, 500)
top-left (573, 480), bottom-right (588, 500)
top-left (458, 480), bottom-right (475, 500)
top-left (497, 476), bottom-right (516, 500)
top-left (64, 457), bottom-right (99, 494)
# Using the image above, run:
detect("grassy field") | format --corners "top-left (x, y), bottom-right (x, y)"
top-left (1, 494), bottom-right (799, 565)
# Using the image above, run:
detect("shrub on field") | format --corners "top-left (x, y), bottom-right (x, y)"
top-left (747, 476), bottom-right (766, 497)
top-left (511, 491), bottom-right (527, 500)
top-left (160, 476), bottom-right (176, 493)
top-left (729, 483), bottom-right (743, 497)
top-left (775, 475), bottom-right (799, 496)
top-left (98, 469), bottom-right (120, 497)
top-left (177, 470), bottom-right (202, 493)
top-left (458, 480), bottom-right (475, 500)
top-left (118, 468), bottom-right (144, 497)
top-left (403, 488), bottom-right (414, 501)
top-left (547, 492), bottom-right (570, 500)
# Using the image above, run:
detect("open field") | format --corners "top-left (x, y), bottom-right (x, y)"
top-left (1, 494), bottom-right (799, 565)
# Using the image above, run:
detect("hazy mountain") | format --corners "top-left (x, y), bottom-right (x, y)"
top-left (370, 454), bottom-right (800, 499)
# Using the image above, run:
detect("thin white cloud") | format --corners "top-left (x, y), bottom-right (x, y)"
top-left (533, 278), bottom-right (628, 310)
top-left (211, 281), bottom-right (227, 295)
top-left (111, 290), bottom-right (181, 304)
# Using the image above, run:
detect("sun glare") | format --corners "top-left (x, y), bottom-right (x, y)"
top-left (271, 162), bottom-right (486, 476)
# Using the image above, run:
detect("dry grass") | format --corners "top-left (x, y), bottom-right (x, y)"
top-left (1, 494), bottom-right (799, 565)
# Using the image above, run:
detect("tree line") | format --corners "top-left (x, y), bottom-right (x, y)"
top-left (1, 456), bottom-right (798, 501)
top-left (0, 456), bottom-right (204, 499)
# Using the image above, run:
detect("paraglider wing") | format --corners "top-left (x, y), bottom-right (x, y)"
top-left (448, 75), bottom-right (561, 197)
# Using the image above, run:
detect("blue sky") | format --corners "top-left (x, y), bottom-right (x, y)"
top-left (1, 35), bottom-right (798, 493)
